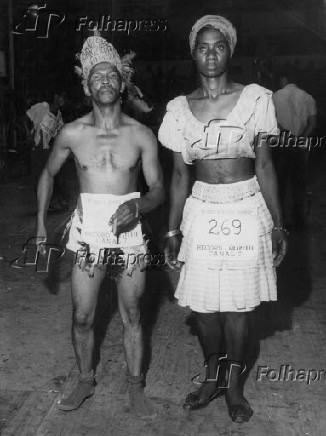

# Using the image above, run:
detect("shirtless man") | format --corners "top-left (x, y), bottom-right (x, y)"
top-left (159, 15), bottom-right (287, 423)
top-left (36, 34), bottom-right (164, 416)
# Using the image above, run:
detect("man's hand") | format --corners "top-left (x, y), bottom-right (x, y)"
top-left (272, 228), bottom-right (288, 267)
top-left (164, 235), bottom-right (182, 271)
top-left (109, 199), bottom-right (139, 236)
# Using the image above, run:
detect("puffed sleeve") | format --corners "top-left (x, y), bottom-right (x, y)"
top-left (158, 100), bottom-right (186, 153)
top-left (254, 92), bottom-right (279, 137)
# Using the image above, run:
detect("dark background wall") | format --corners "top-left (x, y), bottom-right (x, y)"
top-left (1, 0), bottom-right (326, 125)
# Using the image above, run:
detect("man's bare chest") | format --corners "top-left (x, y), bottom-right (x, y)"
top-left (73, 132), bottom-right (140, 171)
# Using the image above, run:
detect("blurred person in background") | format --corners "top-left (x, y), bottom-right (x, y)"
top-left (273, 72), bottom-right (317, 228)
top-left (27, 91), bottom-right (69, 210)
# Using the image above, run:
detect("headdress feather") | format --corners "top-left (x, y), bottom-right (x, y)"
top-left (75, 31), bottom-right (143, 98)
top-left (75, 31), bottom-right (135, 87)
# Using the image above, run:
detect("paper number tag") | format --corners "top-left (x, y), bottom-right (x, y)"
top-left (192, 205), bottom-right (259, 260)
top-left (80, 193), bottom-right (143, 249)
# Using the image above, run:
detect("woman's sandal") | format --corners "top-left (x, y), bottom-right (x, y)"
top-left (183, 383), bottom-right (225, 411)
top-left (226, 397), bottom-right (253, 423)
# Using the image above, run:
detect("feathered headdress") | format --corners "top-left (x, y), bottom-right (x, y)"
top-left (75, 30), bottom-right (136, 87)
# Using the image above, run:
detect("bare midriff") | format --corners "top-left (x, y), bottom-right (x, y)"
top-left (195, 157), bottom-right (255, 184)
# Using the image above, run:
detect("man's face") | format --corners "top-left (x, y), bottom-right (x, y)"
top-left (86, 62), bottom-right (122, 105)
top-left (193, 28), bottom-right (231, 78)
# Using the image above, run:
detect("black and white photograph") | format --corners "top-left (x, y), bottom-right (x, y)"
top-left (0, 0), bottom-right (325, 434)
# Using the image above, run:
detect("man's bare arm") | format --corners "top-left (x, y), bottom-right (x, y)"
top-left (37, 126), bottom-right (72, 230)
top-left (137, 126), bottom-right (165, 214)
top-left (110, 126), bottom-right (165, 234)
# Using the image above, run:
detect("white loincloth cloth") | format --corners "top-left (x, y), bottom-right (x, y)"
top-left (65, 192), bottom-right (146, 277)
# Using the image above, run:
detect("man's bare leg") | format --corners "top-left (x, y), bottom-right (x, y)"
top-left (117, 266), bottom-right (156, 418)
top-left (224, 312), bottom-right (253, 422)
top-left (59, 264), bottom-right (105, 411)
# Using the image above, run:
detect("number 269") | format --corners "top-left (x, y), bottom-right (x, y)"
top-left (208, 219), bottom-right (242, 235)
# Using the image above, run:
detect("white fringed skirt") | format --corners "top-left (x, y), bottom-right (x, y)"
top-left (175, 177), bottom-right (277, 313)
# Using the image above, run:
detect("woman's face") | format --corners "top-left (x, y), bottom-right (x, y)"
top-left (193, 28), bottom-right (231, 78)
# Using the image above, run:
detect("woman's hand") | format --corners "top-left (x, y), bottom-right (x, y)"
top-left (164, 234), bottom-right (183, 270)
top-left (272, 228), bottom-right (288, 267)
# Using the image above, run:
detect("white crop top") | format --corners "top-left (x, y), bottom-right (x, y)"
top-left (158, 84), bottom-right (278, 164)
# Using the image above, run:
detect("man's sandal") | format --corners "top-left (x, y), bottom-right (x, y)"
top-left (58, 371), bottom-right (95, 412)
top-left (58, 382), bottom-right (95, 411)
top-left (128, 374), bottom-right (157, 420)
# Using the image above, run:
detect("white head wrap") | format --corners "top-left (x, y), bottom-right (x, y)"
top-left (189, 15), bottom-right (237, 56)
top-left (75, 31), bottom-right (136, 87)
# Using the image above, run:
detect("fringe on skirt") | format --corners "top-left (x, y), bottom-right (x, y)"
top-left (175, 177), bottom-right (277, 313)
